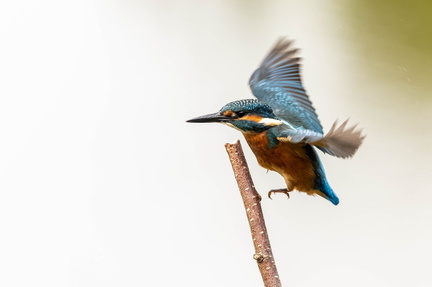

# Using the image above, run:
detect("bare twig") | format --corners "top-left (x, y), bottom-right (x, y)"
top-left (225, 140), bottom-right (282, 287)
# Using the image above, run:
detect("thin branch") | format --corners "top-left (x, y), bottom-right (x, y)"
top-left (225, 140), bottom-right (282, 287)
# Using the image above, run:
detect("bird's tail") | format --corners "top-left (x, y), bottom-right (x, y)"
top-left (314, 177), bottom-right (339, 205)
top-left (305, 145), bottom-right (339, 205)
top-left (314, 120), bottom-right (365, 158)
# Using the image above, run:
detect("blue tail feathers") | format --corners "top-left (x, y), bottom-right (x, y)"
top-left (305, 145), bottom-right (340, 205)
top-left (317, 176), bottom-right (339, 205)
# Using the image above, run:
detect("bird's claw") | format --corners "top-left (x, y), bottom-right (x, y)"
top-left (268, 188), bottom-right (290, 199)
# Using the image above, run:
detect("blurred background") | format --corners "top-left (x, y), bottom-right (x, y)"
top-left (1, 0), bottom-right (431, 286)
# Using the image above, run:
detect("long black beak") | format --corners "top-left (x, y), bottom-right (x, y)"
top-left (187, 112), bottom-right (230, 123)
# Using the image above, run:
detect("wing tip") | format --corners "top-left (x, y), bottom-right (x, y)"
top-left (250, 37), bottom-right (302, 86)
top-left (318, 119), bottom-right (365, 158)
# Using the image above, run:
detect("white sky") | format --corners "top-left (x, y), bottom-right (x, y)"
top-left (0, 1), bottom-right (431, 286)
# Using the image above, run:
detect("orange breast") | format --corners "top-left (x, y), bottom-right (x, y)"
top-left (243, 131), bottom-right (316, 193)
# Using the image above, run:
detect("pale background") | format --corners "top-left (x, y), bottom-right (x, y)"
top-left (1, 1), bottom-right (431, 286)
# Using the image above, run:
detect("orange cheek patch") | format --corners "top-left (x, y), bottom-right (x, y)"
top-left (223, 111), bottom-right (234, 117)
top-left (241, 115), bottom-right (263, 122)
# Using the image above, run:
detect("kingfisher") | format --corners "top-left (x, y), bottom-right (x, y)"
top-left (187, 38), bottom-right (364, 205)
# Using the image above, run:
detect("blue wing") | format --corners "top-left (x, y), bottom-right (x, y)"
top-left (249, 38), bottom-right (323, 134)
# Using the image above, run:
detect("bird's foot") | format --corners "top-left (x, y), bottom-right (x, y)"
top-left (268, 188), bottom-right (290, 199)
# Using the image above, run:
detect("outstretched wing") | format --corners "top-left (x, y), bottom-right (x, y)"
top-left (249, 38), bottom-right (323, 134)
top-left (274, 120), bottom-right (365, 158)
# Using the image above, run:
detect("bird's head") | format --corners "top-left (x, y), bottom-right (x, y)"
top-left (187, 99), bottom-right (282, 133)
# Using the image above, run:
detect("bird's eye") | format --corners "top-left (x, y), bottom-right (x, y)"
top-left (235, 111), bottom-right (246, 118)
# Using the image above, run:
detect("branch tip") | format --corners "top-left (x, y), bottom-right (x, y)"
top-left (225, 140), bottom-right (282, 287)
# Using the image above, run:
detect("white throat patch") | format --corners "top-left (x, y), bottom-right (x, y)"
top-left (258, 118), bottom-right (283, 126)
top-left (223, 122), bottom-right (244, 132)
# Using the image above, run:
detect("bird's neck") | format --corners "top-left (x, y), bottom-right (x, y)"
top-left (242, 129), bottom-right (279, 150)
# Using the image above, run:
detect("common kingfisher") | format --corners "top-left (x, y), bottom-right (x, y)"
top-left (187, 38), bottom-right (364, 205)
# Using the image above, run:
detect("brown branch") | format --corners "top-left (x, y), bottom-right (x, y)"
top-left (225, 140), bottom-right (282, 287)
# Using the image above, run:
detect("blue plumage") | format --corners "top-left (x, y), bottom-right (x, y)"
top-left (249, 39), bottom-right (323, 133)
top-left (304, 145), bottom-right (339, 205)
top-left (188, 37), bottom-right (364, 205)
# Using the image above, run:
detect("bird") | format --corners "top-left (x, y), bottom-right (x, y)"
top-left (187, 38), bottom-right (364, 205)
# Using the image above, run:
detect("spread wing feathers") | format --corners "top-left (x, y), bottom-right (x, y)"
top-left (276, 120), bottom-right (365, 158)
top-left (316, 120), bottom-right (365, 158)
top-left (249, 38), bottom-right (323, 134)
top-left (276, 128), bottom-right (323, 144)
